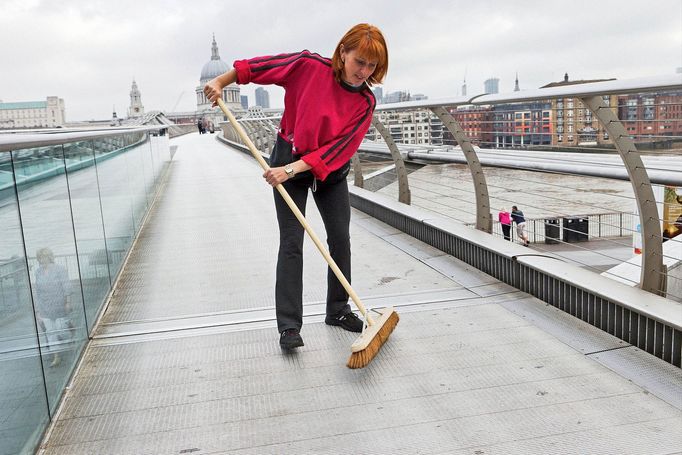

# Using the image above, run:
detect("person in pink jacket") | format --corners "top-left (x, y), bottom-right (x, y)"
top-left (498, 208), bottom-right (512, 241)
top-left (204, 24), bottom-right (389, 350)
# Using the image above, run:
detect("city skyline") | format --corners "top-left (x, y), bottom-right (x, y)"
top-left (2, 0), bottom-right (681, 121)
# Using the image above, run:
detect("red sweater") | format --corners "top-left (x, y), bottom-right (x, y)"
top-left (233, 50), bottom-right (376, 181)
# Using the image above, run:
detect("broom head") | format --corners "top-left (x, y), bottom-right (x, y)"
top-left (347, 307), bottom-right (399, 369)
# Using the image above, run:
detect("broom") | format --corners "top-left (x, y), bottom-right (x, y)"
top-left (216, 98), bottom-right (399, 368)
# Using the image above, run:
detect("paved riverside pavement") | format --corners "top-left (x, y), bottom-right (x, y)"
top-left (40, 133), bottom-right (682, 454)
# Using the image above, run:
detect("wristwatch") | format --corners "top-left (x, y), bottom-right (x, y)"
top-left (284, 164), bottom-right (296, 178)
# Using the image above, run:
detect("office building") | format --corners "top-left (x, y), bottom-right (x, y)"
top-left (618, 92), bottom-right (682, 146)
top-left (372, 86), bottom-right (383, 104)
top-left (0, 97), bottom-right (66, 129)
top-left (255, 87), bottom-right (270, 108)
top-left (492, 101), bottom-right (553, 147)
top-left (445, 106), bottom-right (494, 146)
top-left (543, 73), bottom-right (617, 146)
top-left (368, 109), bottom-right (443, 145)
top-left (383, 90), bottom-right (411, 104)
top-left (484, 78), bottom-right (499, 95)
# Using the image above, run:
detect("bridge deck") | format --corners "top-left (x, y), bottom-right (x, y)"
top-left (41, 133), bottom-right (682, 454)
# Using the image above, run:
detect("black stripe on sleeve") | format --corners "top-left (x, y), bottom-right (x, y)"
top-left (248, 52), bottom-right (300, 65)
top-left (251, 51), bottom-right (331, 73)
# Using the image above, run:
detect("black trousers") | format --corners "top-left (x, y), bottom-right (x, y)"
top-left (273, 177), bottom-right (351, 333)
top-left (501, 224), bottom-right (512, 241)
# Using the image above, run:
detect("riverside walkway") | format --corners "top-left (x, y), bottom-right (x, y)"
top-left (40, 132), bottom-right (682, 454)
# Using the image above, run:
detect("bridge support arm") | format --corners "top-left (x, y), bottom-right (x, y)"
top-left (581, 95), bottom-right (664, 296)
top-left (371, 116), bottom-right (411, 204)
top-left (430, 106), bottom-right (492, 233)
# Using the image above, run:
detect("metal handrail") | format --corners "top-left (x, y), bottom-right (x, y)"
top-left (358, 143), bottom-right (682, 186)
top-left (238, 116), bottom-right (283, 122)
top-left (475, 74), bottom-right (682, 104)
top-left (374, 74), bottom-right (682, 111)
top-left (0, 125), bottom-right (167, 152)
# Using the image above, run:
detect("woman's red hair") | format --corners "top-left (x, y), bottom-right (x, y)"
top-left (332, 23), bottom-right (388, 86)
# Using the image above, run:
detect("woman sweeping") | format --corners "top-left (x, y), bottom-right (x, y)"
top-left (204, 23), bottom-right (388, 350)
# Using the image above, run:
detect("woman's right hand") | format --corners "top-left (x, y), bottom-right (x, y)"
top-left (263, 167), bottom-right (290, 187)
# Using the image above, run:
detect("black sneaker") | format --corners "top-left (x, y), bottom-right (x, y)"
top-left (325, 312), bottom-right (364, 333)
top-left (279, 329), bottom-right (304, 350)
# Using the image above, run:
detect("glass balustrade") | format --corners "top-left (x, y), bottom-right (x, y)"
top-left (0, 128), bottom-right (170, 455)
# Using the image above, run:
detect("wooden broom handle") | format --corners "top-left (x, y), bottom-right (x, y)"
top-left (217, 99), bottom-right (375, 326)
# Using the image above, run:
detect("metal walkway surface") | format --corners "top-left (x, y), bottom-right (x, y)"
top-left (40, 133), bottom-right (682, 454)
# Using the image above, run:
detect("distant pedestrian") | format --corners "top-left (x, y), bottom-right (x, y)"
top-left (498, 207), bottom-right (512, 241)
top-left (511, 205), bottom-right (530, 246)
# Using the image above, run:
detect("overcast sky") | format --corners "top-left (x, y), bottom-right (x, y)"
top-left (2, 0), bottom-right (681, 121)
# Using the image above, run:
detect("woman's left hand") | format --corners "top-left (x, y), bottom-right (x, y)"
top-left (204, 80), bottom-right (222, 106)
top-left (263, 167), bottom-right (289, 187)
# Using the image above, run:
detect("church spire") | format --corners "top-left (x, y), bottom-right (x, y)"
top-left (514, 72), bottom-right (520, 91)
top-left (128, 79), bottom-right (144, 118)
top-left (211, 33), bottom-right (220, 60)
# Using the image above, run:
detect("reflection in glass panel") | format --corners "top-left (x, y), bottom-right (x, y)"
top-left (0, 151), bottom-right (15, 199)
top-left (12, 145), bottom-right (87, 415)
top-left (63, 141), bottom-right (111, 332)
top-left (151, 131), bottom-right (171, 184)
top-left (125, 133), bottom-right (150, 233)
top-left (0, 152), bottom-right (50, 455)
top-left (138, 134), bottom-right (155, 207)
top-left (0, 129), bottom-right (170, 453)
top-left (94, 136), bottom-right (136, 282)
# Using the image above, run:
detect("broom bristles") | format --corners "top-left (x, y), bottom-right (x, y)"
top-left (347, 310), bottom-right (399, 369)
